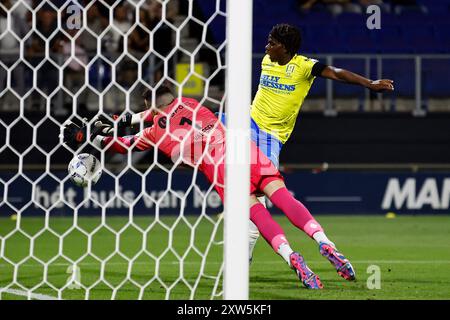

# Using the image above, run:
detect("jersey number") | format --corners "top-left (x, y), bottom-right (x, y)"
top-left (180, 117), bottom-right (201, 130)
top-left (158, 116), bottom-right (198, 129)
top-left (179, 117), bottom-right (192, 126)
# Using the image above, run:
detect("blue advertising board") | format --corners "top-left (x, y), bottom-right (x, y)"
top-left (1, 170), bottom-right (449, 217)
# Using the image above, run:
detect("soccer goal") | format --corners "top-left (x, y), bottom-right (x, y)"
top-left (0, 0), bottom-right (251, 300)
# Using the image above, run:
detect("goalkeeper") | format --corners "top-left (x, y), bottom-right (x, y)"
top-left (63, 85), bottom-right (356, 289)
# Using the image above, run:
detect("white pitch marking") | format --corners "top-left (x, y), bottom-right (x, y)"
top-left (0, 288), bottom-right (59, 300)
top-left (1, 260), bottom-right (449, 268)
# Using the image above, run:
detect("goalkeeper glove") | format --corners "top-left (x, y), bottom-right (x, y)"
top-left (62, 119), bottom-right (103, 149)
top-left (93, 113), bottom-right (133, 136)
top-left (113, 113), bottom-right (132, 129)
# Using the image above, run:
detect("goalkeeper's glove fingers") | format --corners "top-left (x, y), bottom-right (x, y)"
top-left (93, 120), bottom-right (114, 136)
top-left (93, 113), bottom-right (133, 134)
top-left (62, 121), bottom-right (87, 148)
top-left (62, 119), bottom-right (105, 148)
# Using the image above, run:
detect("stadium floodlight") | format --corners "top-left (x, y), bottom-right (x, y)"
top-left (0, 0), bottom-right (251, 300)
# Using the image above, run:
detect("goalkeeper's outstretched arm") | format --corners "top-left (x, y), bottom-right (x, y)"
top-left (92, 109), bottom-right (154, 136)
top-left (91, 135), bottom-right (146, 154)
top-left (62, 118), bottom-right (153, 154)
top-left (91, 111), bottom-right (155, 154)
top-left (111, 110), bottom-right (154, 128)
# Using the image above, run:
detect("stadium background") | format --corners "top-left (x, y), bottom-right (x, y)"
top-left (1, 0), bottom-right (450, 300)
top-left (1, 0), bottom-right (449, 215)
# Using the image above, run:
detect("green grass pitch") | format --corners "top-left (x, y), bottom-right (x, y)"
top-left (0, 215), bottom-right (449, 300)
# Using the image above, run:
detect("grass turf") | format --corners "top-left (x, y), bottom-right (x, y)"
top-left (0, 215), bottom-right (449, 300)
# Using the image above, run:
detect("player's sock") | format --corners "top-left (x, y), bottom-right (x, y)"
top-left (248, 220), bottom-right (259, 263)
top-left (250, 203), bottom-right (291, 265)
top-left (277, 242), bottom-right (294, 266)
top-left (269, 187), bottom-right (325, 238)
top-left (248, 196), bottom-right (264, 263)
top-left (312, 231), bottom-right (335, 247)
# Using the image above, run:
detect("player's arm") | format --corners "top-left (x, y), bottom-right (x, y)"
top-left (91, 134), bottom-right (147, 154)
top-left (115, 110), bottom-right (154, 127)
top-left (312, 62), bottom-right (394, 92)
top-left (62, 119), bottom-right (153, 154)
top-left (93, 110), bottom-right (155, 136)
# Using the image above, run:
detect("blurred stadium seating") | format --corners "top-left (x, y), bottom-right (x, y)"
top-left (1, 0), bottom-right (449, 165)
top-left (251, 0), bottom-right (450, 112)
top-left (2, 0), bottom-right (449, 115)
top-left (195, 0), bottom-right (450, 110)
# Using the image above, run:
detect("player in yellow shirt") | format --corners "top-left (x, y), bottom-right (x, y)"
top-left (252, 23), bottom-right (394, 164)
top-left (245, 23), bottom-right (394, 281)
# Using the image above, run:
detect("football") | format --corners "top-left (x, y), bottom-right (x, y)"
top-left (68, 153), bottom-right (102, 187)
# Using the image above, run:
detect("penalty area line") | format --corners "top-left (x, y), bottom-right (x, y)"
top-left (0, 288), bottom-right (60, 300)
top-left (1, 260), bottom-right (449, 269)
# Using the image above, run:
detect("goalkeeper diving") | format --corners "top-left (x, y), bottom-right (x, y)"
top-left (62, 85), bottom-right (356, 289)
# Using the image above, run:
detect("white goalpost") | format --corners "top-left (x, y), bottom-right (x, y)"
top-left (0, 0), bottom-right (252, 300)
top-left (224, 0), bottom-right (252, 300)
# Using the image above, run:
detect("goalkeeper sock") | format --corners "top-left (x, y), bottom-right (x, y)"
top-left (248, 196), bottom-right (265, 262)
top-left (250, 203), bottom-right (291, 265)
top-left (269, 187), bottom-right (324, 238)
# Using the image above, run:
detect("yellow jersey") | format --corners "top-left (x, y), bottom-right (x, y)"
top-left (251, 54), bottom-right (317, 144)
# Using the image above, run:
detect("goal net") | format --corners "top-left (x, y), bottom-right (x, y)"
top-left (0, 0), bottom-right (251, 300)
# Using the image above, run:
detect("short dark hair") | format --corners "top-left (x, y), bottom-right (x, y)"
top-left (269, 24), bottom-right (302, 56)
top-left (141, 84), bottom-right (173, 101)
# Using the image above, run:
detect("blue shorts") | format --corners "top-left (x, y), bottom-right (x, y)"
top-left (217, 113), bottom-right (283, 168)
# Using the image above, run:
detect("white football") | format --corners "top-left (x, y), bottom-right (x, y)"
top-left (68, 153), bottom-right (102, 187)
